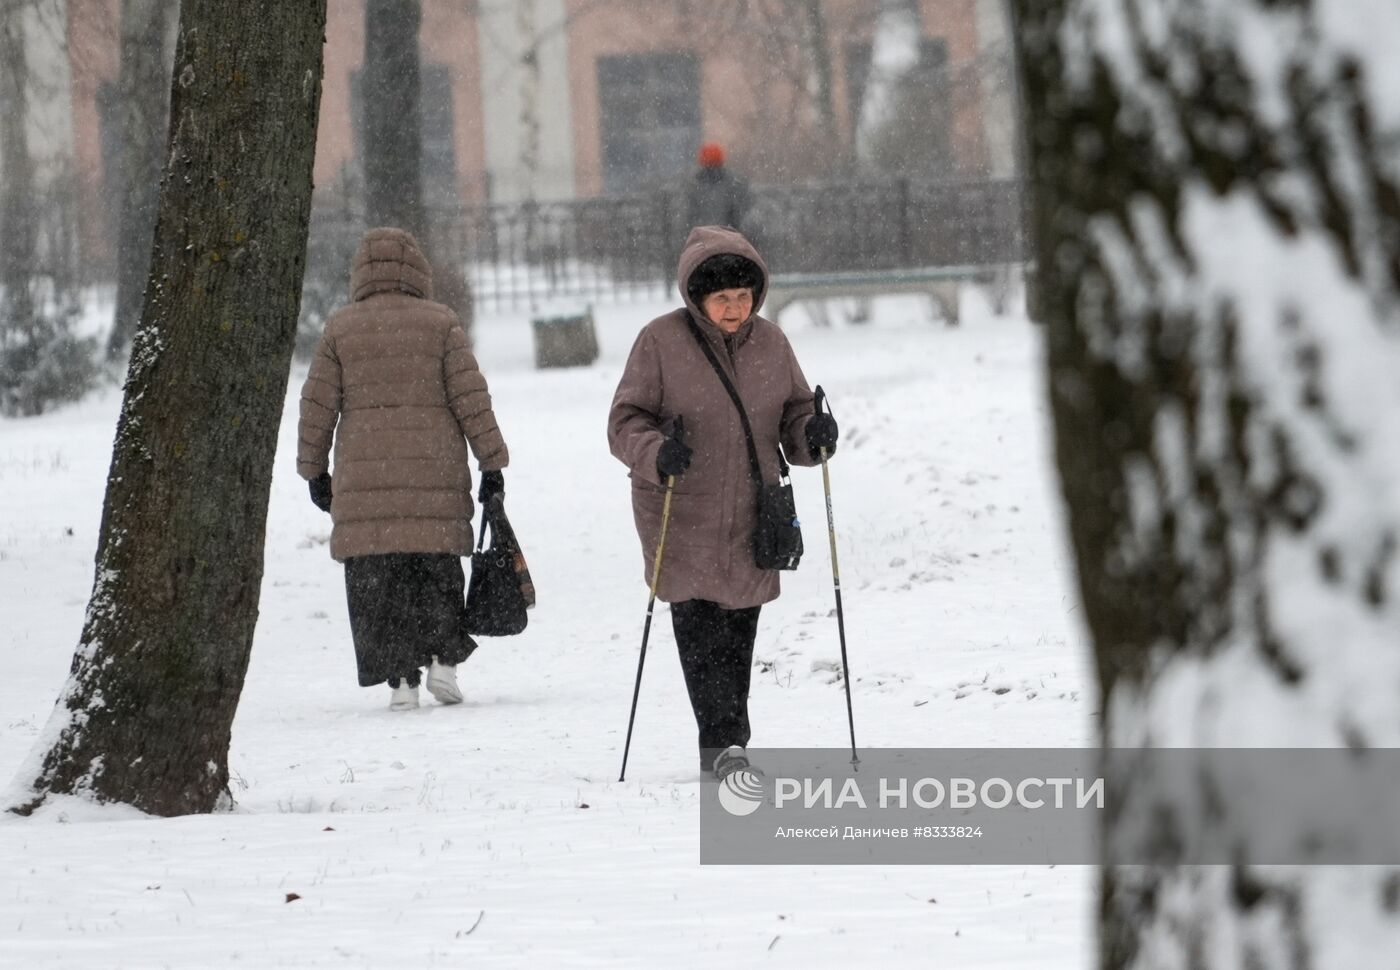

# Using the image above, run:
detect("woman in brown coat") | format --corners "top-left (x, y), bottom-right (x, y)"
top-left (298, 227), bottom-right (509, 711)
top-left (609, 225), bottom-right (839, 778)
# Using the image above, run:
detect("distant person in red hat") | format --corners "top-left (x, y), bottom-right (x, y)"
top-left (686, 140), bottom-right (752, 233)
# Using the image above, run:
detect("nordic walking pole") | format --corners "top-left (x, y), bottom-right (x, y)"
top-left (815, 386), bottom-right (858, 767)
top-left (619, 417), bottom-right (684, 782)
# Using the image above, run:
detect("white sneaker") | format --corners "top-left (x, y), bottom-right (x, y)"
top-left (388, 682), bottom-right (419, 711)
top-left (713, 745), bottom-right (757, 780)
top-left (426, 657), bottom-right (463, 705)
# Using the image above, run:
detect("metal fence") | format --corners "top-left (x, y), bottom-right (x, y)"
top-left (305, 177), bottom-right (1025, 314)
top-left (430, 194), bottom-right (677, 310)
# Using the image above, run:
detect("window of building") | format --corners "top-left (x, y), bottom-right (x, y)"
top-left (596, 51), bottom-right (700, 195)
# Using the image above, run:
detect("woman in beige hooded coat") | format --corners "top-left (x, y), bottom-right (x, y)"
top-left (298, 227), bottom-right (509, 710)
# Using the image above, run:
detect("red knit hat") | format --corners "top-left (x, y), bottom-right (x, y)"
top-left (697, 141), bottom-right (725, 167)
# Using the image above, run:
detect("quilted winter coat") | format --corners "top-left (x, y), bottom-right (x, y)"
top-left (608, 225), bottom-right (820, 609)
top-left (297, 227), bottom-right (508, 561)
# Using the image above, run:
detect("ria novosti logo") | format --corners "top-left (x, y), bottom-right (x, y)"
top-left (717, 770), bottom-right (1104, 817)
top-left (716, 769), bottom-right (766, 816)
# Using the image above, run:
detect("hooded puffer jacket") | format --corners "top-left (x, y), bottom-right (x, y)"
top-left (608, 225), bottom-right (819, 609)
top-left (297, 227), bottom-right (508, 561)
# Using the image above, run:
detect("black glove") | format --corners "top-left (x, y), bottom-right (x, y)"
top-left (656, 416), bottom-right (692, 480)
top-left (309, 472), bottom-right (333, 513)
top-left (806, 385), bottom-right (839, 459)
top-left (806, 413), bottom-right (838, 458)
top-left (477, 469), bottom-right (505, 503)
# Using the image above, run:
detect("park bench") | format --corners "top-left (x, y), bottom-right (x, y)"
top-left (764, 263), bottom-right (1018, 326)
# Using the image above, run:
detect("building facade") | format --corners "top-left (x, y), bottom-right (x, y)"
top-left (60, 0), bottom-right (1012, 273)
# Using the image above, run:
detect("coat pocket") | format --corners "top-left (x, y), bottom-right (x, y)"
top-left (631, 480), bottom-right (719, 558)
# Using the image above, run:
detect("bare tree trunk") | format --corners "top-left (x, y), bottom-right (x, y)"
top-left (0, 0), bottom-right (36, 332)
top-left (0, 0), bottom-right (99, 417)
top-left (1014, 0), bottom-right (1400, 965)
top-left (11, 0), bottom-right (327, 817)
top-left (362, 0), bottom-right (423, 236)
top-left (359, 0), bottom-right (474, 344)
top-left (855, 0), bottom-right (921, 167)
top-left (106, 0), bottom-right (176, 359)
top-left (800, 0), bottom-right (836, 134)
top-left (516, 0), bottom-right (542, 200)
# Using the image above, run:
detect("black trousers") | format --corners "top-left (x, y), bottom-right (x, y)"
top-left (344, 553), bottom-right (477, 687)
top-left (670, 599), bottom-right (761, 772)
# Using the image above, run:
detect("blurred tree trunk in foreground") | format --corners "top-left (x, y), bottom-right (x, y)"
top-left (12, 0), bottom-right (328, 817)
top-left (1014, 0), bottom-right (1400, 966)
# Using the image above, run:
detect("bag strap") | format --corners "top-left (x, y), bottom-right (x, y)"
top-left (474, 501), bottom-right (491, 553)
top-left (475, 492), bottom-right (522, 555)
top-left (683, 314), bottom-right (790, 487)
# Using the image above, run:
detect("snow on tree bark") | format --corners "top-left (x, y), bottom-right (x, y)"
top-left (9, 0), bottom-right (328, 817)
top-left (1013, 0), bottom-right (1400, 965)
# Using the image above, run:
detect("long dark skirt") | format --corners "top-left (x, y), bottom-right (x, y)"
top-left (344, 553), bottom-right (477, 687)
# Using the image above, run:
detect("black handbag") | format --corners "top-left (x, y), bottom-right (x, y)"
top-left (685, 315), bottom-right (804, 571)
top-left (463, 493), bottom-right (534, 636)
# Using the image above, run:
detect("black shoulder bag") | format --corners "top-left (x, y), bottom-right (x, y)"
top-left (463, 493), bottom-right (535, 636)
top-left (685, 316), bottom-right (803, 571)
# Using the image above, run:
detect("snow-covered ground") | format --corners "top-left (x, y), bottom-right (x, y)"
top-left (0, 292), bottom-right (1095, 967)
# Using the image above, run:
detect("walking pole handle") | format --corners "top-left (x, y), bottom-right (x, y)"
top-left (814, 386), bottom-right (836, 461)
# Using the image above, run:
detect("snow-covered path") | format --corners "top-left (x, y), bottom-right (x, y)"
top-left (1, 297), bottom-right (1094, 967)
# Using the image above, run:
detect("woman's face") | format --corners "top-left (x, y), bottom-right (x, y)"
top-left (701, 287), bottom-right (754, 334)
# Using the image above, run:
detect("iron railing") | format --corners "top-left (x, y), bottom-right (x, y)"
top-left (304, 177), bottom-right (1025, 314)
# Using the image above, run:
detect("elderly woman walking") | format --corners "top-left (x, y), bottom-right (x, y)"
top-left (298, 227), bottom-right (509, 711)
top-left (609, 225), bottom-right (839, 779)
